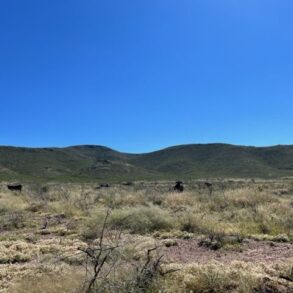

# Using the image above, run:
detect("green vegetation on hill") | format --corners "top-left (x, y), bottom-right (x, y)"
top-left (1, 144), bottom-right (293, 182)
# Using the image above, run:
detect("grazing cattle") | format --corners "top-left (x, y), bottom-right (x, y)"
top-left (174, 181), bottom-right (184, 192)
top-left (122, 182), bottom-right (133, 186)
top-left (204, 182), bottom-right (212, 188)
top-left (100, 183), bottom-right (110, 188)
top-left (204, 182), bottom-right (213, 195)
top-left (7, 183), bottom-right (22, 192)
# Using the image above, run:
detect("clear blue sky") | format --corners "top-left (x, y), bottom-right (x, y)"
top-left (1, 0), bottom-right (293, 153)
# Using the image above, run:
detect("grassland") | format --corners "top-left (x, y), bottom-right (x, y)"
top-left (0, 179), bottom-right (292, 292)
top-left (2, 144), bottom-right (293, 182)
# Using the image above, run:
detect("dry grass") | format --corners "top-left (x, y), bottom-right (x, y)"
top-left (0, 180), bottom-right (292, 292)
top-left (9, 267), bottom-right (84, 293)
top-left (162, 261), bottom-right (293, 293)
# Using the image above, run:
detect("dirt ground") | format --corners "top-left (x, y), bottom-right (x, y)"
top-left (163, 238), bottom-right (293, 264)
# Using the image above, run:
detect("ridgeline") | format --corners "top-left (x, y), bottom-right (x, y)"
top-left (1, 144), bottom-right (293, 182)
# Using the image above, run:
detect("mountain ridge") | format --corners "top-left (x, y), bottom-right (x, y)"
top-left (1, 143), bottom-right (293, 182)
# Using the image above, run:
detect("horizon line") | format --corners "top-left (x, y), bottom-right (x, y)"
top-left (0, 142), bottom-right (292, 155)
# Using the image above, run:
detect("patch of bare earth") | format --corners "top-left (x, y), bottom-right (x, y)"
top-left (163, 239), bottom-right (293, 264)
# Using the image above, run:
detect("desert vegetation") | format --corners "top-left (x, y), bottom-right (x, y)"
top-left (0, 179), bottom-right (292, 292)
top-left (2, 144), bottom-right (293, 182)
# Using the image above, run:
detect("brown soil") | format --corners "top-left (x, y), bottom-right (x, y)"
top-left (163, 239), bottom-right (293, 264)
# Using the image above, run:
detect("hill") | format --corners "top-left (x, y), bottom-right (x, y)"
top-left (1, 144), bottom-right (293, 182)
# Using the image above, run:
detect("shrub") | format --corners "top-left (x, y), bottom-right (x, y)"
top-left (0, 211), bottom-right (26, 231)
top-left (109, 206), bottom-right (174, 234)
top-left (0, 241), bottom-right (33, 264)
top-left (184, 266), bottom-right (236, 293)
top-left (83, 206), bottom-right (174, 240)
top-left (163, 262), bottom-right (262, 293)
top-left (199, 233), bottom-right (243, 251)
top-left (163, 192), bottom-right (194, 209)
top-left (180, 213), bottom-right (223, 235)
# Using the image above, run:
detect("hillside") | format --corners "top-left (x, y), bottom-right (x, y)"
top-left (1, 144), bottom-right (293, 182)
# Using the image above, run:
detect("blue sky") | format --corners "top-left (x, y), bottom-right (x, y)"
top-left (1, 0), bottom-right (293, 153)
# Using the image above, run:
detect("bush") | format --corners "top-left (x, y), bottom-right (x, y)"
top-left (0, 241), bottom-right (33, 264)
top-left (198, 233), bottom-right (243, 251)
top-left (110, 206), bottom-right (174, 234)
top-left (0, 211), bottom-right (26, 231)
top-left (184, 266), bottom-right (236, 293)
top-left (163, 192), bottom-right (194, 209)
top-left (83, 206), bottom-right (174, 240)
top-left (180, 213), bottom-right (222, 235)
top-left (164, 262), bottom-right (261, 293)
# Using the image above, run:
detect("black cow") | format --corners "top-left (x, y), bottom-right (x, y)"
top-left (174, 181), bottom-right (184, 192)
top-left (122, 181), bottom-right (133, 186)
top-left (204, 182), bottom-right (213, 195)
top-left (100, 183), bottom-right (110, 188)
top-left (7, 183), bottom-right (22, 192)
top-left (204, 182), bottom-right (212, 188)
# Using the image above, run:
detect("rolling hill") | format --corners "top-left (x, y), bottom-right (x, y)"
top-left (1, 144), bottom-right (293, 182)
